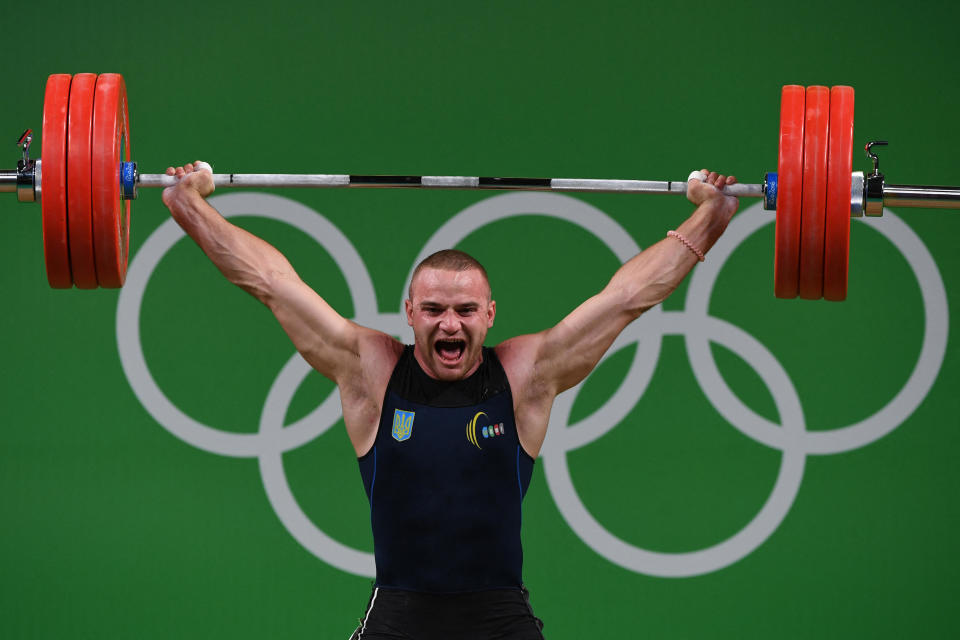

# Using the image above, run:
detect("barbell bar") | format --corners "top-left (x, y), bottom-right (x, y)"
top-left (3, 74), bottom-right (960, 298)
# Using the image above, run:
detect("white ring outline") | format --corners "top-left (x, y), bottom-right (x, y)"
top-left (684, 207), bottom-right (949, 454)
top-left (117, 193), bottom-right (378, 457)
top-left (544, 311), bottom-right (807, 577)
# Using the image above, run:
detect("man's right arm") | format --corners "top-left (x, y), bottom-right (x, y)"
top-left (161, 163), bottom-right (399, 453)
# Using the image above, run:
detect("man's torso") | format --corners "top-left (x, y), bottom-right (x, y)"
top-left (357, 345), bottom-right (535, 592)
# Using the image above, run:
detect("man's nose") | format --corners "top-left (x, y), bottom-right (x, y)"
top-left (439, 309), bottom-right (460, 332)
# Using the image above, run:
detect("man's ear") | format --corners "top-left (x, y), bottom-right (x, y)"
top-left (486, 300), bottom-right (496, 328)
top-left (405, 299), bottom-right (414, 326)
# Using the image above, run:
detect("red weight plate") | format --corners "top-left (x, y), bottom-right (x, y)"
top-left (41, 74), bottom-right (73, 288)
top-left (798, 86), bottom-right (830, 300)
top-left (824, 86), bottom-right (855, 301)
top-left (91, 73), bottom-right (131, 288)
top-left (774, 85), bottom-right (805, 299)
top-left (67, 73), bottom-right (98, 289)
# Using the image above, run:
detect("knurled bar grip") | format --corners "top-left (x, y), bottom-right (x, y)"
top-left (137, 173), bottom-right (767, 197)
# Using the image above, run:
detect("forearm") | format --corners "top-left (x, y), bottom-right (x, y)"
top-left (607, 196), bottom-right (733, 315)
top-left (166, 188), bottom-right (294, 303)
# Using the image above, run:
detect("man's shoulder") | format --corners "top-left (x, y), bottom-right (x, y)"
top-left (330, 327), bottom-right (404, 395)
top-left (493, 332), bottom-right (544, 362)
top-left (493, 333), bottom-right (547, 385)
top-left (356, 327), bottom-right (405, 368)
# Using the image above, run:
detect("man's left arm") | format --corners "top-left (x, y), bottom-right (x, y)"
top-left (498, 170), bottom-right (739, 455)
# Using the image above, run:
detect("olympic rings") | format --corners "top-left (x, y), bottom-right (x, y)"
top-left (116, 194), bottom-right (948, 578)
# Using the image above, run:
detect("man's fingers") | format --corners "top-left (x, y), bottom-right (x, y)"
top-left (691, 170), bottom-right (739, 187)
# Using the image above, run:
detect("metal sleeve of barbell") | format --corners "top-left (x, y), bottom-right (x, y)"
top-left (883, 184), bottom-right (960, 209)
top-left (0, 169), bottom-right (17, 193)
top-left (136, 173), bottom-right (766, 197)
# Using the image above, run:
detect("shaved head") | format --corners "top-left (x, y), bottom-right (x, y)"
top-left (408, 249), bottom-right (491, 301)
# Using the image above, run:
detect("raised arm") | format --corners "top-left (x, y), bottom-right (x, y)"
top-left (497, 170), bottom-right (739, 456)
top-left (161, 162), bottom-right (400, 453)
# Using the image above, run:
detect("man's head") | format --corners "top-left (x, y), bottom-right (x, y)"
top-left (405, 250), bottom-right (495, 381)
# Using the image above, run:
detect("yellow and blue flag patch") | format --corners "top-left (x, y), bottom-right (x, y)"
top-left (392, 409), bottom-right (415, 442)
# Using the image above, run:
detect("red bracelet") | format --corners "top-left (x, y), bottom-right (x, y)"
top-left (667, 230), bottom-right (705, 262)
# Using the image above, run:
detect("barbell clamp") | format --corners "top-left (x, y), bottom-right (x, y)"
top-left (7, 129), bottom-right (39, 202)
top-left (763, 172), bottom-right (778, 210)
top-left (122, 161), bottom-right (138, 200)
top-left (864, 140), bottom-right (887, 216)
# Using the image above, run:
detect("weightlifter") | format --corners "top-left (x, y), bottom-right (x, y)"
top-left (161, 162), bottom-right (739, 639)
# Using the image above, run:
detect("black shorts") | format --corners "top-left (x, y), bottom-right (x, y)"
top-left (347, 585), bottom-right (545, 640)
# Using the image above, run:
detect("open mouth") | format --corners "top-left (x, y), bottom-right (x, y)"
top-left (434, 339), bottom-right (466, 364)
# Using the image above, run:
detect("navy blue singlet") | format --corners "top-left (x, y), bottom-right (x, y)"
top-left (357, 346), bottom-right (535, 593)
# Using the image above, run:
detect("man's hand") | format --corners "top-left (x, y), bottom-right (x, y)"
top-left (686, 168), bottom-right (737, 204)
top-left (161, 160), bottom-right (215, 208)
top-left (686, 168), bottom-right (740, 229)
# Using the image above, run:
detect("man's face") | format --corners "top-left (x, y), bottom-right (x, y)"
top-left (405, 267), bottom-right (496, 381)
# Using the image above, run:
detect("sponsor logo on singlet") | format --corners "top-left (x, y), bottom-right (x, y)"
top-left (392, 409), bottom-right (415, 442)
top-left (466, 411), bottom-right (506, 449)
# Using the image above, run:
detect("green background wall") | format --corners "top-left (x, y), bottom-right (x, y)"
top-left (2, 2), bottom-right (958, 637)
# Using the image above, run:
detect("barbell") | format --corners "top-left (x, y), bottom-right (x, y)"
top-left (3, 73), bottom-right (959, 299)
